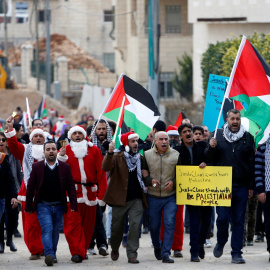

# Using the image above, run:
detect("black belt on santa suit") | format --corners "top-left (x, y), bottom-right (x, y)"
top-left (74, 181), bottom-right (95, 187)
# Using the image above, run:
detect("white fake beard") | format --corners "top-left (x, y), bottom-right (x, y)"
top-left (32, 144), bottom-right (44, 161)
top-left (70, 140), bottom-right (88, 159)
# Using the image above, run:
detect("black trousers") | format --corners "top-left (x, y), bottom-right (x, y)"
top-left (89, 204), bottom-right (108, 249)
top-left (0, 198), bottom-right (18, 242)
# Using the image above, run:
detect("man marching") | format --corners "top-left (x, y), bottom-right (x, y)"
top-left (58, 125), bottom-right (107, 259)
top-left (5, 115), bottom-right (44, 259)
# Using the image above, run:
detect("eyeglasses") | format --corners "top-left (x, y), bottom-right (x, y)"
top-left (0, 138), bottom-right (6, 142)
top-left (34, 123), bottom-right (43, 127)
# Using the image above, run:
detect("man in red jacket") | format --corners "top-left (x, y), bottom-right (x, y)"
top-left (25, 140), bottom-right (78, 266)
top-left (58, 125), bottom-right (107, 258)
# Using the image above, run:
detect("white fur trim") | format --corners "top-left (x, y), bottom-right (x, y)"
top-left (167, 130), bottom-right (179, 136)
top-left (57, 153), bottom-right (68, 162)
top-left (91, 185), bottom-right (98, 192)
top-left (68, 126), bottom-right (86, 139)
top-left (17, 195), bottom-right (26, 202)
top-left (128, 133), bottom-right (139, 140)
top-left (29, 129), bottom-right (46, 141)
top-left (66, 197), bottom-right (98, 206)
top-left (78, 157), bottom-right (99, 206)
top-left (4, 128), bottom-right (16, 138)
top-left (88, 141), bottom-right (93, 147)
top-left (98, 200), bottom-right (106, 207)
top-left (125, 145), bottom-right (130, 152)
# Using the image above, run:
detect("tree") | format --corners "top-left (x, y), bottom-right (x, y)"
top-left (201, 32), bottom-right (270, 97)
top-left (172, 53), bottom-right (193, 101)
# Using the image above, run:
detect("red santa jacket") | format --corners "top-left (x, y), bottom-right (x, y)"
top-left (4, 128), bottom-right (39, 202)
top-left (58, 142), bottom-right (107, 206)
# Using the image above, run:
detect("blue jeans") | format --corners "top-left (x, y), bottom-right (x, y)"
top-left (148, 195), bottom-right (178, 257)
top-left (106, 206), bottom-right (112, 239)
top-left (0, 198), bottom-right (5, 221)
top-left (36, 202), bottom-right (64, 258)
top-left (216, 186), bottom-right (248, 257)
top-left (187, 205), bottom-right (212, 256)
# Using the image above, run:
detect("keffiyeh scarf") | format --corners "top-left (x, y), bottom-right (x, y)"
top-left (124, 151), bottom-right (146, 193)
top-left (223, 123), bottom-right (245, 143)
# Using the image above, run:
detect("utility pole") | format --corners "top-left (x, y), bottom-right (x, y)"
top-left (35, 0), bottom-right (40, 91)
top-left (45, 0), bottom-right (51, 96)
top-left (3, 0), bottom-right (8, 75)
top-left (148, 0), bottom-right (160, 107)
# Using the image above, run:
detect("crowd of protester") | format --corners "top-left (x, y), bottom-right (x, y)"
top-left (0, 107), bottom-right (269, 266)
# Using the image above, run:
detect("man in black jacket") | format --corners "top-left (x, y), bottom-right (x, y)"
top-left (206, 109), bottom-right (255, 264)
top-left (0, 152), bottom-right (18, 253)
top-left (175, 124), bottom-right (211, 262)
top-left (25, 140), bottom-right (78, 266)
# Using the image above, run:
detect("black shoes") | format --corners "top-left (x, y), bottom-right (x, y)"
top-left (6, 239), bottom-right (17, 252)
top-left (71, 254), bottom-right (83, 263)
top-left (14, 229), bottom-right (22, 238)
top-left (191, 254), bottom-right (200, 262)
top-left (162, 255), bottom-right (174, 263)
top-left (213, 243), bottom-right (224, 258)
top-left (154, 248), bottom-right (162, 260)
top-left (111, 250), bottom-right (119, 261)
top-left (198, 245), bottom-right (205, 259)
top-left (45, 255), bottom-right (54, 266)
top-left (0, 242), bottom-right (5, 253)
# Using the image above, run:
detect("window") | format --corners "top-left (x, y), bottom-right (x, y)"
top-left (160, 72), bottom-right (174, 98)
top-left (165, 5), bottom-right (181, 33)
top-left (104, 10), bottom-right (113, 22)
top-left (16, 2), bottom-right (28, 24)
top-left (39, 10), bottom-right (50, 23)
top-left (103, 53), bottom-right (115, 72)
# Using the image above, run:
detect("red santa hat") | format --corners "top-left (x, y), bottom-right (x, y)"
top-left (166, 125), bottom-right (179, 136)
top-left (121, 132), bottom-right (139, 152)
top-left (68, 125), bottom-right (87, 139)
top-left (58, 115), bottom-right (64, 121)
top-left (29, 128), bottom-right (46, 141)
top-left (50, 108), bottom-right (56, 114)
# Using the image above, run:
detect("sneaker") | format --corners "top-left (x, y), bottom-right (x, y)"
top-left (204, 239), bottom-right (212, 248)
top-left (142, 228), bottom-right (149, 234)
top-left (231, 255), bottom-right (245, 264)
top-left (88, 248), bottom-right (97, 255)
top-left (122, 235), bottom-right (127, 248)
top-left (255, 235), bottom-right (264, 242)
top-left (213, 243), bottom-right (224, 258)
top-left (99, 244), bottom-right (109, 256)
top-left (247, 240), bottom-right (254, 246)
top-left (173, 249), bottom-right (183, 257)
top-left (45, 255), bottom-right (54, 266)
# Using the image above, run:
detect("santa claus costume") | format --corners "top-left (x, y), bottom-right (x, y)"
top-left (58, 125), bottom-right (107, 255)
top-left (5, 128), bottom-right (45, 257)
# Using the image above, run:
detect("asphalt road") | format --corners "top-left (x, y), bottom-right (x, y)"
top-left (0, 215), bottom-right (269, 270)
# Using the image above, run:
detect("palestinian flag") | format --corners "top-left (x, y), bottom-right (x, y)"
top-left (174, 111), bottom-right (187, 127)
top-left (102, 74), bottom-right (160, 143)
top-left (34, 96), bottom-right (48, 119)
top-left (227, 35), bottom-right (270, 146)
top-left (233, 100), bottom-right (260, 138)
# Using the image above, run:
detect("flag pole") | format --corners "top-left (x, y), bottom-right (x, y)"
top-left (26, 98), bottom-right (32, 126)
top-left (213, 35), bottom-right (247, 138)
top-left (113, 96), bottom-right (126, 143)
